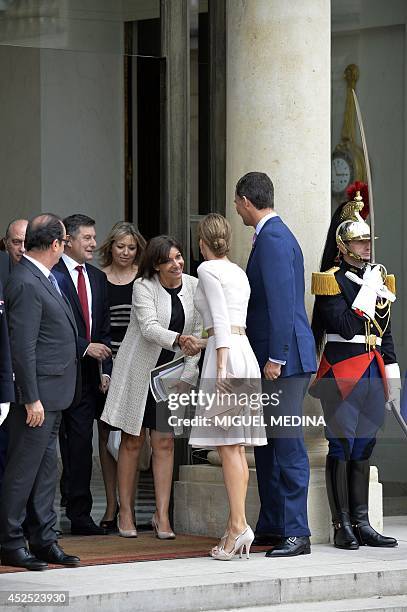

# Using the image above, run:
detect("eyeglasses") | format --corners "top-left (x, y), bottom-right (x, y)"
top-left (60, 239), bottom-right (68, 246)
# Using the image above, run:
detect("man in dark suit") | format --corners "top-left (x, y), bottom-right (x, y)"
top-left (235, 172), bottom-right (317, 558)
top-left (53, 214), bottom-right (112, 536)
top-left (0, 251), bottom-right (11, 289)
top-left (0, 276), bottom-right (14, 494)
top-left (0, 214), bottom-right (80, 570)
top-left (0, 253), bottom-right (12, 490)
top-left (3, 218), bottom-right (28, 266)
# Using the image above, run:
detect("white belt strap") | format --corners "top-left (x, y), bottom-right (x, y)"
top-left (326, 333), bottom-right (382, 347)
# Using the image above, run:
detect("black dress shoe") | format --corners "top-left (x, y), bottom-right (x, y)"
top-left (31, 543), bottom-right (80, 566)
top-left (265, 536), bottom-right (311, 558)
top-left (252, 534), bottom-right (284, 547)
top-left (71, 520), bottom-right (108, 536)
top-left (1, 547), bottom-right (48, 571)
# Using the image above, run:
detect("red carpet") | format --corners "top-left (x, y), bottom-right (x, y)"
top-left (0, 533), bottom-right (269, 573)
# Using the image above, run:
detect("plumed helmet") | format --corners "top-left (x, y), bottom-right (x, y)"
top-left (336, 191), bottom-right (370, 255)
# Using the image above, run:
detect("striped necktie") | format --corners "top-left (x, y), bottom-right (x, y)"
top-left (48, 272), bottom-right (62, 296)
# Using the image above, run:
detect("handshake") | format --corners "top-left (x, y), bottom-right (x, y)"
top-left (347, 264), bottom-right (396, 321)
top-left (177, 335), bottom-right (204, 356)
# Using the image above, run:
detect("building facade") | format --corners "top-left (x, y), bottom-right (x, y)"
top-left (0, 0), bottom-right (406, 508)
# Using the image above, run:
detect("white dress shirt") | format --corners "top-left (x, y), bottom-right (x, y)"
top-left (253, 211), bottom-right (286, 366)
top-left (254, 210), bottom-right (278, 236)
top-left (24, 253), bottom-right (52, 279)
top-left (62, 253), bottom-right (93, 333)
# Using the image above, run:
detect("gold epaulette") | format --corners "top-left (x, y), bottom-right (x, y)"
top-left (311, 268), bottom-right (396, 296)
top-left (311, 267), bottom-right (340, 296)
top-left (385, 274), bottom-right (396, 295)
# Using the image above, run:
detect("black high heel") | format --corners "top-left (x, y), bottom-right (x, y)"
top-left (100, 504), bottom-right (119, 532)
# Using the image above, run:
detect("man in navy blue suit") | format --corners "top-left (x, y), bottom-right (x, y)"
top-left (235, 172), bottom-right (317, 558)
top-left (53, 214), bottom-right (112, 536)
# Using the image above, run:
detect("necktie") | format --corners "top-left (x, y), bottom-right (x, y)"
top-left (252, 232), bottom-right (257, 246)
top-left (48, 272), bottom-right (62, 296)
top-left (75, 265), bottom-right (91, 341)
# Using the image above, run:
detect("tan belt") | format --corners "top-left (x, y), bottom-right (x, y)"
top-left (207, 325), bottom-right (246, 337)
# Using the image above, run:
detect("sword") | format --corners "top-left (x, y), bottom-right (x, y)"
top-left (387, 400), bottom-right (407, 439)
top-left (352, 88), bottom-right (375, 263)
top-left (352, 90), bottom-right (407, 440)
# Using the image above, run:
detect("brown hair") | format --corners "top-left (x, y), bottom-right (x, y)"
top-left (137, 235), bottom-right (183, 279)
top-left (98, 221), bottom-right (146, 268)
top-left (198, 213), bottom-right (231, 257)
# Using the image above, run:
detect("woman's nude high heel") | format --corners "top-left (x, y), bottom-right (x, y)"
top-left (152, 514), bottom-right (176, 540)
top-left (117, 514), bottom-right (138, 538)
top-left (211, 526), bottom-right (254, 561)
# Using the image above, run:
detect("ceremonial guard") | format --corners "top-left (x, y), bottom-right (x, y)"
top-left (311, 184), bottom-right (399, 550)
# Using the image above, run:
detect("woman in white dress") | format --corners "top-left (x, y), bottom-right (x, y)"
top-left (185, 214), bottom-right (267, 560)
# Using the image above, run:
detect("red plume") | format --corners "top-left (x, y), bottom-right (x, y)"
top-left (346, 181), bottom-right (369, 219)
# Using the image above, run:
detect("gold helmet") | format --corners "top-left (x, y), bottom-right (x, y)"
top-left (336, 191), bottom-right (370, 262)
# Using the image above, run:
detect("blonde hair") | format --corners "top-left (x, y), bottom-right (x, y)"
top-left (198, 213), bottom-right (231, 257)
top-left (98, 221), bottom-right (146, 268)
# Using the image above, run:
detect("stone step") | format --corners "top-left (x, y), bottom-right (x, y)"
top-left (209, 594), bottom-right (407, 611)
top-left (2, 544), bottom-right (407, 612)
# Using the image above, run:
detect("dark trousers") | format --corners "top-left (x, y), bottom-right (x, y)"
top-left (0, 405), bottom-right (61, 551)
top-left (0, 421), bottom-right (8, 496)
top-left (254, 374), bottom-right (311, 537)
top-left (322, 361), bottom-right (385, 461)
top-left (61, 383), bottom-right (96, 525)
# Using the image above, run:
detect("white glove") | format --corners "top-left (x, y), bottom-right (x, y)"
top-left (346, 265), bottom-right (396, 302)
top-left (351, 282), bottom-right (377, 320)
top-left (385, 363), bottom-right (401, 415)
top-left (347, 265), bottom-right (393, 320)
top-left (0, 403), bottom-right (10, 426)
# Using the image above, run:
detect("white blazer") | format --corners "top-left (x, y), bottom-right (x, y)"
top-left (101, 273), bottom-right (201, 436)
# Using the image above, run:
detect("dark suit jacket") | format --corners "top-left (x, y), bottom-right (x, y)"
top-left (5, 257), bottom-right (80, 411)
top-left (246, 216), bottom-right (317, 377)
top-left (0, 280), bottom-right (14, 404)
top-left (0, 252), bottom-right (11, 289)
top-left (52, 259), bottom-right (112, 388)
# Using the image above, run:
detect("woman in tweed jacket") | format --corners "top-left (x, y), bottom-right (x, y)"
top-left (101, 236), bottom-right (201, 538)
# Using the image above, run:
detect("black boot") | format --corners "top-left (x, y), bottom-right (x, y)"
top-left (349, 459), bottom-right (397, 547)
top-left (325, 456), bottom-right (359, 550)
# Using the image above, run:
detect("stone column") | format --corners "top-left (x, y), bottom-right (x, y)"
top-left (225, 0), bottom-right (331, 281)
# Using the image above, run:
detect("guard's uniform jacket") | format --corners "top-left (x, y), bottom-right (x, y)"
top-left (310, 260), bottom-right (395, 402)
